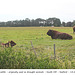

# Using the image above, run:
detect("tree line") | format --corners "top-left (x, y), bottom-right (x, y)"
top-left (0, 17), bottom-right (75, 27)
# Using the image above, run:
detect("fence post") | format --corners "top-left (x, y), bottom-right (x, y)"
top-left (54, 44), bottom-right (56, 59)
top-left (30, 41), bottom-right (37, 57)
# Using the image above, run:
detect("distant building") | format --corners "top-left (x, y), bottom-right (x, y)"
top-left (39, 20), bottom-right (46, 25)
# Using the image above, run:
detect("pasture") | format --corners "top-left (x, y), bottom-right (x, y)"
top-left (0, 27), bottom-right (75, 69)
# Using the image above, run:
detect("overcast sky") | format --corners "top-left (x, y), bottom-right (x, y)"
top-left (0, 0), bottom-right (75, 22)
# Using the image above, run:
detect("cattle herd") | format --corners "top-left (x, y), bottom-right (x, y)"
top-left (0, 26), bottom-right (75, 48)
top-left (47, 26), bottom-right (75, 40)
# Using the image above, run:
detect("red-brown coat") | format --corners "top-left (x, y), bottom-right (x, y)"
top-left (73, 26), bottom-right (75, 33)
top-left (47, 30), bottom-right (73, 40)
top-left (1, 40), bottom-right (16, 47)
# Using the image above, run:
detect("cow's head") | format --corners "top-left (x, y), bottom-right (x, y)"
top-left (9, 40), bottom-right (16, 47)
top-left (47, 30), bottom-right (53, 36)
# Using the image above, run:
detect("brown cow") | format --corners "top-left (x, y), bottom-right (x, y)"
top-left (73, 26), bottom-right (75, 33)
top-left (1, 40), bottom-right (16, 47)
top-left (47, 30), bottom-right (73, 40)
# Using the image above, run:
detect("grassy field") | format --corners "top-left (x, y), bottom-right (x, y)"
top-left (0, 27), bottom-right (75, 69)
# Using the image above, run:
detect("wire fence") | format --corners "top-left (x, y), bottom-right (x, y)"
top-left (0, 39), bottom-right (75, 61)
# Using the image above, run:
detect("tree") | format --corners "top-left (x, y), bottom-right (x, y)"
top-left (72, 20), bottom-right (75, 26)
top-left (24, 18), bottom-right (31, 26)
top-left (46, 17), bottom-right (61, 27)
top-left (35, 18), bottom-right (46, 26)
top-left (0, 17), bottom-right (61, 27)
top-left (66, 22), bottom-right (72, 27)
top-left (31, 19), bottom-right (35, 26)
top-left (62, 22), bottom-right (66, 27)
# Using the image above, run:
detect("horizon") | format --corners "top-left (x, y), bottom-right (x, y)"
top-left (0, 17), bottom-right (74, 23)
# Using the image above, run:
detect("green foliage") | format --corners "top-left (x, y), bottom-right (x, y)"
top-left (0, 17), bottom-right (61, 27)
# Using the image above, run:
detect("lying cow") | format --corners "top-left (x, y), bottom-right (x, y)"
top-left (47, 29), bottom-right (73, 40)
top-left (1, 40), bottom-right (16, 47)
top-left (73, 26), bottom-right (75, 33)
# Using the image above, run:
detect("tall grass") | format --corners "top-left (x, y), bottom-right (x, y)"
top-left (0, 47), bottom-right (74, 69)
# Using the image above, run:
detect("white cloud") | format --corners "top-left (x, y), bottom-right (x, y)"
top-left (0, 0), bottom-right (75, 22)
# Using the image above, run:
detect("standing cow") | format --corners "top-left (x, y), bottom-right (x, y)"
top-left (73, 26), bottom-right (75, 33)
top-left (47, 29), bottom-right (73, 40)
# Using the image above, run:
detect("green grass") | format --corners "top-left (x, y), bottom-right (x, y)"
top-left (0, 27), bottom-right (75, 69)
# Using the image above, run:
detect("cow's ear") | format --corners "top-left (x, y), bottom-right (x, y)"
top-left (50, 30), bottom-right (53, 32)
